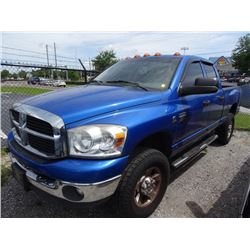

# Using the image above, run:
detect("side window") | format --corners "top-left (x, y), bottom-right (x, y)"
top-left (182, 62), bottom-right (204, 87)
top-left (203, 63), bottom-right (217, 80)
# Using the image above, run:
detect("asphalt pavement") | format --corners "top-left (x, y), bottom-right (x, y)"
top-left (1, 131), bottom-right (250, 218)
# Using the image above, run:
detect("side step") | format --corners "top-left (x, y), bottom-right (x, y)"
top-left (172, 134), bottom-right (218, 168)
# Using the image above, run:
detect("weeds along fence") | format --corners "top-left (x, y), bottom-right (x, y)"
top-left (0, 62), bottom-right (98, 142)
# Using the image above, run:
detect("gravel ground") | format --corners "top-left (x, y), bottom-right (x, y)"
top-left (1, 131), bottom-right (250, 218)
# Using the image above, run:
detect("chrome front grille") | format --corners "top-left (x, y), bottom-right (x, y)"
top-left (10, 103), bottom-right (66, 159)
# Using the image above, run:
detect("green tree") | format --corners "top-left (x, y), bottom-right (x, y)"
top-left (232, 33), bottom-right (250, 73)
top-left (31, 69), bottom-right (44, 77)
top-left (92, 50), bottom-right (118, 72)
top-left (12, 73), bottom-right (18, 80)
top-left (18, 70), bottom-right (27, 79)
top-left (68, 70), bottom-right (80, 81)
top-left (1, 70), bottom-right (10, 79)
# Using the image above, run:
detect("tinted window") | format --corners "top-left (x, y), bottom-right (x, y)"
top-left (203, 63), bottom-right (217, 79)
top-left (182, 62), bottom-right (204, 87)
top-left (94, 57), bottom-right (181, 90)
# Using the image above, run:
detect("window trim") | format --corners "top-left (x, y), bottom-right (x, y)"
top-left (177, 60), bottom-right (204, 95)
top-left (201, 61), bottom-right (219, 86)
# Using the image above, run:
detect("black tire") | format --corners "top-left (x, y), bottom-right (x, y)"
top-left (117, 148), bottom-right (170, 217)
top-left (216, 113), bottom-right (234, 145)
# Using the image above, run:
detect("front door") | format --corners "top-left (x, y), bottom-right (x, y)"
top-left (174, 61), bottom-right (211, 143)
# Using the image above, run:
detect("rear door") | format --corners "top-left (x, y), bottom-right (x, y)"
top-left (201, 62), bottom-right (224, 126)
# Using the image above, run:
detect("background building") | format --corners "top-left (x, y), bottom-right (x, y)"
top-left (209, 56), bottom-right (238, 77)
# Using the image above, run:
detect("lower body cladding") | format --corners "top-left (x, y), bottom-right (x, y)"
top-left (10, 154), bottom-right (121, 203)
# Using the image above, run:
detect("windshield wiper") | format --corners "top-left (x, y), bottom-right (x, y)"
top-left (106, 80), bottom-right (149, 91)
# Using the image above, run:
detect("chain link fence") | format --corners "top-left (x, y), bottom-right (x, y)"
top-left (1, 63), bottom-right (98, 145)
top-left (1, 63), bottom-right (250, 147)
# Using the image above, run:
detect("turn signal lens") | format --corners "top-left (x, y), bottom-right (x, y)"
top-left (115, 132), bottom-right (125, 147)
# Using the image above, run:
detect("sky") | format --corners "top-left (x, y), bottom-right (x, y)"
top-left (1, 32), bottom-right (248, 69)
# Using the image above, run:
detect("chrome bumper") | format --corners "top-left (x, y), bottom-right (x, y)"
top-left (10, 154), bottom-right (121, 203)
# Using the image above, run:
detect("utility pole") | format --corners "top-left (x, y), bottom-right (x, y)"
top-left (46, 44), bottom-right (49, 66)
top-left (181, 47), bottom-right (189, 55)
top-left (79, 59), bottom-right (88, 83)
top-left (54, 42), bottom-right (57, 67)
top-left (89, 58), bottom-right (91, 70)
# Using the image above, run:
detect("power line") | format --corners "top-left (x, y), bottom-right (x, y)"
top-left (2, 46), bottom-right (79, 60)
top-left (2, 52), bottom-right (79, 64)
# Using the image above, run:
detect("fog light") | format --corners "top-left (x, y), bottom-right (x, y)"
top-left (62, 186), bottom-right (84, 201)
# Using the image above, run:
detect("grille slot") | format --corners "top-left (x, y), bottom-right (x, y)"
top-left (28, 134), bottom-right (55, 155)
top-left (11, 109), bottom-right (19, 122)
top-left (27, 115), bottom-right (54, 136)
top-left (14, 124), bottom-right (20, 137)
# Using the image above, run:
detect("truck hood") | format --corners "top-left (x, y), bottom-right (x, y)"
top-left (21, 85), bottom-right (163, 124)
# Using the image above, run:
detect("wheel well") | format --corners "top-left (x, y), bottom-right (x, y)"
top-left (229, 103), bottom-right (238, 114)
top-left (135, 132), bottom-right (172, 157)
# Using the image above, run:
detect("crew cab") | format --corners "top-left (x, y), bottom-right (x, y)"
top-left (8, 53), bottom-right (241, 217)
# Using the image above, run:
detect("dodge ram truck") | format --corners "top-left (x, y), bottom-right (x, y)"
top-left (8, 53), bottom-right (241, 217)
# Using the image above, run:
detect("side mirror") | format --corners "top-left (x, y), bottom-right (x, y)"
top-left (179, 85), bottom-right (218, 96)
top-left (195, 77), bottom-right (218, 87)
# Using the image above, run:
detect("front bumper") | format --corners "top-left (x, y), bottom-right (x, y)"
top-left (10, 154), bottom-right (121, 203)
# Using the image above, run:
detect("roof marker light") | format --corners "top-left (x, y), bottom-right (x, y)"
top-left (173, 52), bottom-right (181, 56)
top-left (154, 52), bottom-right (161, 56)
top-left (144, 53), bottom-right (150, 57)
top-left (134, 55), bottom-right (141, 58)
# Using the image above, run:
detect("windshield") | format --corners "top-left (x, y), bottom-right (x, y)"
top-left (94, 57), bottom-right (181, 90)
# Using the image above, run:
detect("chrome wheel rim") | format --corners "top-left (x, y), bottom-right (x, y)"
top-left (134, 167), bottom-right (162, 208)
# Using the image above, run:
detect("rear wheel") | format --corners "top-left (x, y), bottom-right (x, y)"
top-left (117, 148), bottom-right (170, 217)
top-left (216, 114), bottom-right (234, 145)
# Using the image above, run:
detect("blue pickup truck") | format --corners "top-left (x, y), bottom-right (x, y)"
top-left (8, 53), bottom-right (241, 217)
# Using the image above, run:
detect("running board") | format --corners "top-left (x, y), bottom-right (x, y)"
top-left (172, 134), bottom-right (218, 168)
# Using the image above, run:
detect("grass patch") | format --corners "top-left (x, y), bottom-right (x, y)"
top-left (1, 165), bottom-right (12, 186)
top-left (1, 86), bottom-right (52, 95)
top-left (235, 113), bottom-right (250, 131)
top-left (1, 148), bottom-right (8, 157)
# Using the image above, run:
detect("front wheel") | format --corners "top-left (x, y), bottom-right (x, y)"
top-left (216, 114), bottom-right (235, 145)
top-left (117, 148), bottom-right (170, 217)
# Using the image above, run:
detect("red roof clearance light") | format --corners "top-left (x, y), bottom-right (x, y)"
top-left (154, 52), bottom-right (161, 56)
top-left (173, 52), bottom-right (181, 56)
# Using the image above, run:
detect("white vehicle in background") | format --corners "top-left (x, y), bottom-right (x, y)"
top-left (39, 78), bottom-right (50, 86)
top-left (51, 80), bottom-right (67, 87)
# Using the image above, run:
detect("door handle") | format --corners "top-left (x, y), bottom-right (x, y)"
top-left (203, 100), bottom-right (210, 106)
top-left (217, 95), bottom-right (225, 100)
top-left (178, 112), bottom-right (187, 122)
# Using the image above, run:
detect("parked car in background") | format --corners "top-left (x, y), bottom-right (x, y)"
top-left (38, 78), bottom-right (50, 86)
top-left (238, 73), bottom-right (250, 86)
top-left (27, 77), bottom-right (40, 85)
top-left (52, 80), bottom-right (66, 87)
top-left (8, 54), bottom-right (241, 217)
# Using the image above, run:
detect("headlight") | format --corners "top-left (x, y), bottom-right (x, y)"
top-left (68, 125), bottom-right (127, 158)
